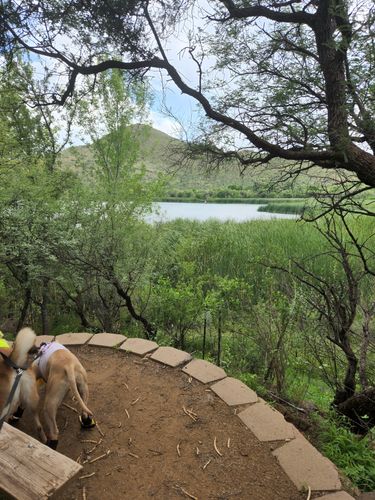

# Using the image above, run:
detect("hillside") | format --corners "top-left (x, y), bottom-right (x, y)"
top-left (60, 124), bottom-right (317, 198)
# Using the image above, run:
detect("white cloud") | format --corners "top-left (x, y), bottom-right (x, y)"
top-left (148, 110), bottom-right (183, 138)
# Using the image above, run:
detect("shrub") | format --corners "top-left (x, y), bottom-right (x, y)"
top-left (319, 416), bottom-right (375, 491)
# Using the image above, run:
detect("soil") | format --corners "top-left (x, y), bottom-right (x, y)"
top-left (18, 345), bottom-right (306, 500)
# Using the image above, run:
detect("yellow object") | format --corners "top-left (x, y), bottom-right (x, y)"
top-left (0, 338), bottom-right (10, 348)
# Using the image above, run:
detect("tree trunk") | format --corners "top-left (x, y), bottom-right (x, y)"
top-left (40, 278), bottom-right (49, 335)
top-left (217, 311), bottom-right (222, 367)
top-left (359, 311), bottom-right (371, 390)
top-left (202, 314), bottom-right (207, 359)
top-left (336, 387), bottom-right (375, 433)
top-left (112, 279), bottom-right (156, 339)
top-left (16, 287), bottom-right (32, 333)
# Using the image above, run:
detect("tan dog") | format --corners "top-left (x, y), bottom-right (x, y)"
top-left (0, 328), bottom-right (46, 443)
top-left (32, 342), bottom-right (95, 449)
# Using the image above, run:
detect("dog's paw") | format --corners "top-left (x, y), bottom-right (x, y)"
top-left (8, 416), bottom-right (20, 426)
top-left (46, 439), bottom-right (58, 450)
top-left (8, 407), bottom-right (24, 426)
top-left (79, 415), bottom-right (96, 429)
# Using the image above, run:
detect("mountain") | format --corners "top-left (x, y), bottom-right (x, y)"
top-left (59, 124), bottom-right (313, 197)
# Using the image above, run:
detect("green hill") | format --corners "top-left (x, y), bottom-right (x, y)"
top-left (60, 124), bottom-right (315, 199)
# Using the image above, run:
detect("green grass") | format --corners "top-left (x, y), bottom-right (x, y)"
top-left (258, 201), bottom-right (308, 214)
top-left (318, 416), bottom-right (375, 491)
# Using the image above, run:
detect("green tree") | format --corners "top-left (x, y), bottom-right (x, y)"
top-left (58, 69), bottom-right (164, 337)
top-left (1, 0), bottom-right (375, 188)
top-left (0, 63), bottom-right (77, 333)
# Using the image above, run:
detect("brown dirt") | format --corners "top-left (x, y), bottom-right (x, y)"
top-left (19, 345), bottom-right (305, 500)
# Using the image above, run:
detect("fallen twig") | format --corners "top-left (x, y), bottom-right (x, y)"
top-left (202, 458), bottom-right (212, 470)
top-left (227, 438), bottom-right (231, 448)
top-left (87, 438), bottom-right (103, 454)
top-left (96, 422), bottom-right (105, 438)
top-left (148, 449), bottom-right (163, 455)
top-left (131, 397), bottom-right (140, 405)
top-left (62, 403), bottom-right (79, 414)
top-left (214, 437), bottom-right (222, 457)
top-left (177, 442), bottom-right (181, 457)
top-left (82, 485), bottom-right (87, 500)
top-left (180, 486), bottom-right (198, 500)
top-left (79, 472), bottom-right (96, 480)
top-left (182, 406), bottom-right (198, 422)
top-left (125, 409), bottom-right (130, 419)
top-left (268, 391), bottom-right (307, 413)
top-left (89, 450), bottom-right (110, 464)
top-left (306, 486), bottom-right (311, 500)
top-left (196, 446), bottom-right (200, 456)
top-left (80, 439), bottom-right (99, 444)
top-left (128, 452), bottom-right (139, 459)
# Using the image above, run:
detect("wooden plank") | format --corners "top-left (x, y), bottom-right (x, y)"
top-left (0, 423), bottom-right (82, 500)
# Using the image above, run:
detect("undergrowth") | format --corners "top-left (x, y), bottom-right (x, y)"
top-left (317, 415), bottom-right (375, 491)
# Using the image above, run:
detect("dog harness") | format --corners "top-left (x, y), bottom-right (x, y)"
top-left (36, 342), bottom-right (68, 381)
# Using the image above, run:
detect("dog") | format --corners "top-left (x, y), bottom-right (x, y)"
top-left (0, 328), bottom-right (46, 442)
top-left (32, 341), bottom-right (95, 449)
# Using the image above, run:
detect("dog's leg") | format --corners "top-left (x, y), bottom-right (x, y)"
top-left (8, 406), bottom-right (24, 425)
top-left (77, 377), bottom-right (96, 428)
top-left (28, 383), bottom-right (47, 444)
top-left (44, 376), bottom-right (68, 449)
top-left (17, 372), bottom-right (47, 443)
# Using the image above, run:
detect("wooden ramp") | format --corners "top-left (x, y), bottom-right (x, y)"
top-left (0, 423), bottom-right (82, 499)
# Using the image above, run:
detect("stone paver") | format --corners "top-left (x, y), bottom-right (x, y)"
top-left (150, 346), bottom-right (192, 367)
top-left (238, 400), bottom-right (296, 441)
top-left (272, 432), bottom-right (342, 491)
top-left (88, 333), bottom-right (127, 348)
top-left (210, 377), bottom-right (258, 406)
top-left (55, 332), bottom-right (93, 345)
top-left (119, 338), bottom-right (158, 356)
top-left (318, 493), bottom-right (355, 499)
top-left (182, 359), bottom-right (227, 384)
top-left (35, 335), bottom-right (54, 347)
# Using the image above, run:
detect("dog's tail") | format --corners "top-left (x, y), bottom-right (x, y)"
top-left (65, 365), bottom-right (93, 417)
top-left (11, 327), bottom-right (36, 368)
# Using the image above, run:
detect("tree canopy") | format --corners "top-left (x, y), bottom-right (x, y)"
top-left (1, 0), bottom-right (375, 188)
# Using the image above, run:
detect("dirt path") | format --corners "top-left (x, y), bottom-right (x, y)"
top-left (19, 345), bottom-right (304, 500)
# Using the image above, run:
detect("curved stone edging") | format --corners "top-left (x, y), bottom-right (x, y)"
top-left (40, 333), bottom-right (355, 499)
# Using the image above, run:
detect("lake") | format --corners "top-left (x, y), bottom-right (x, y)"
top-left (148, 202), bottom-right (299, 223)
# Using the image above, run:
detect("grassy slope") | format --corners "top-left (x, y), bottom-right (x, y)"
top-left (60, 124), bottom-right (318, 198)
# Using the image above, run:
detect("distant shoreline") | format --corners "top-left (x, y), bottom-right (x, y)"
top-left (156, 197), bottom-right (306, 214)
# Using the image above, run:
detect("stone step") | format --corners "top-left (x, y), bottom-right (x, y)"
top-left (210, 377), bottom-right (258, 406)
top-left (151, 346), bottom-right (192, 367)
top-left (272, 431), bottom-right (342, 491)
top-left (182, 359), bottom-right (227, 384)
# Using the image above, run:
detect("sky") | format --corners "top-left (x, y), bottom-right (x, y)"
top-left (24, 0), bottom-right (214, 145)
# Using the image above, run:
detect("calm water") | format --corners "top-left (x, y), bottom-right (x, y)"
top-left (147, 202), bottom-right (298, 223)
